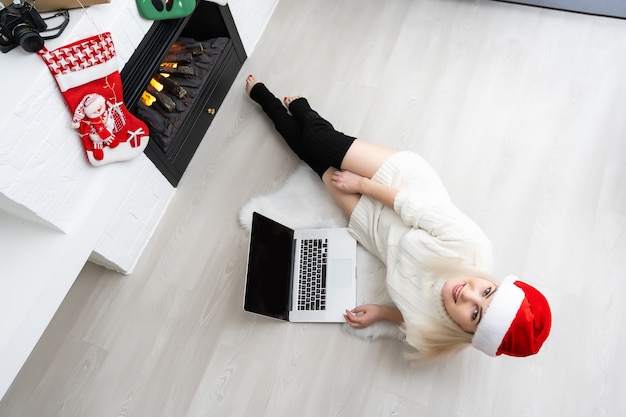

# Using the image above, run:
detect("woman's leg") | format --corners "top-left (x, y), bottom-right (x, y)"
top-left (321, 167), bottom-right (361, 220)
top-left (284, 95), bottom-right (399, 219)
top-left (248, 79), bottom-right (398, 220)
top-left (285, 96), bottom-right (398, 180)
top-left (246, 75), bottom-right (329, 177)
top-left (246, 76), bottom-right (304, 157)
top-left (287, 97), bottom-right (356, 173)
top-left (340, 140), bottom-right (399, 179)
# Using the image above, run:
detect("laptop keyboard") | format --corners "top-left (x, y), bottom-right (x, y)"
top-left (297, 238), bottom-right (328, 311)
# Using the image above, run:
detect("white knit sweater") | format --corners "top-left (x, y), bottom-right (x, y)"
top-left (348, 151), bottom-right (494, 339)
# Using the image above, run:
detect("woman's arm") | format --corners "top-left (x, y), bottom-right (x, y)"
top-left (344, 304), bottom-right (404, 329)
top-left (331, 170), bottom-right (399, 208)
top-left (332, 169), bottom-right (489, 264)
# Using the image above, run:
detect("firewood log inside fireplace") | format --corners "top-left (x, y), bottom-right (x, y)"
top-left (159, 62), bottom-right (195, 78)
top-left (155, 73), bottom-right (187, 99)
top-left (146, 79), bottom-right (176, 112)
top-left (168, 41), bottom-right (203, 56)
top-left (136, 37), bottom-right (229, 153)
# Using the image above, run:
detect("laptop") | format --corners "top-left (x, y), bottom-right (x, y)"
top-left (244, 212), bottom-right (357, 322)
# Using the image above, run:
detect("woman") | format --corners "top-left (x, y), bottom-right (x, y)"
top-left (245, 75), bottom-right (551, 360)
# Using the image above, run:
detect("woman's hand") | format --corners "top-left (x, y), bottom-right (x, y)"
top-left (331, 170), bottom-right (366, 194)
top-left (332, 170), bottom-right (399, 208)
top-left (344, 304), bottom-right (403, 329)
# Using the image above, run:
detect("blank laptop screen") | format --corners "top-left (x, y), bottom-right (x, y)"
top-left (244, 212), bottom-right (294, 320)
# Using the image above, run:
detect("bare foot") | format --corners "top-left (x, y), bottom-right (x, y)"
top-left (283, 96), bottom-right (302, 107)
top-left (245, 74), bottom-right (260, 96)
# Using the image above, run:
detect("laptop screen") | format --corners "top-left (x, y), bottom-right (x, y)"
top-left (244, 212), bottom-right (294, 321)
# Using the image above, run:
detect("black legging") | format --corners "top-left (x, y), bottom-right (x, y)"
top-left (249, 83), bottom-right (356, 178)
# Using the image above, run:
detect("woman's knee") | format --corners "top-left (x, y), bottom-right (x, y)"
top-left (322, 167), bottom-right (359, 220)
top-left (321, 167), bottom-right (337, 187)
top-left (340, 139), bottom-right (398, 178)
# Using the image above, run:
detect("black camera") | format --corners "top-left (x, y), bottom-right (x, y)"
top-left (0, 0), bottom-right (47, 53)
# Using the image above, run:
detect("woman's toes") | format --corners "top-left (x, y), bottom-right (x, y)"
top-left (245, 74), bottom-right (259, 95)
top-left (283, 95), bottom-right (301, 106)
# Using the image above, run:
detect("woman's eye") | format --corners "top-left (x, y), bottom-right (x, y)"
top-left (472, 308), bottom-right (478, 320)
top-left (483, 287), bottom-right (492, 296)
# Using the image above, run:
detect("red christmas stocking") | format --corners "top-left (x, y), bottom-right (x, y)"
top-left (38, 32), bottom-right (149, 166)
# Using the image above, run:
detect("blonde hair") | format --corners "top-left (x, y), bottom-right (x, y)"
top-left (403, 267), bottom-right (500, 362)
top-left (403, 317), bottom-right (473, 362)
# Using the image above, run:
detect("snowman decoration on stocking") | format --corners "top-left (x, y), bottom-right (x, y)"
top-left (39, 32), bottom-right (149, 166)
top-left (72, 93), bottom-right (120, 161)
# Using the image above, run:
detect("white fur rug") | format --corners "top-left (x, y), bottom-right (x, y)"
top-left (239, 163), bottom-right (404, 341)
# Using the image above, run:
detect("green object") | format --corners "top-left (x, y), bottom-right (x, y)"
top-left (136, 0), bottom-right (196, 21)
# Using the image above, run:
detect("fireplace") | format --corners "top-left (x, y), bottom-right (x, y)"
top-left (121, 1), bottom-right (246, 186)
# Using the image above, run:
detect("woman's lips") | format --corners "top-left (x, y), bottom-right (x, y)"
top-left (453, 283), bottom-right (465, 303)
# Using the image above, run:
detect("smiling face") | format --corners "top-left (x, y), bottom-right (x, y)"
top-left (84, 94), bottom-right (107, 118)
top-left (441, 276), bottom-right (498, 333)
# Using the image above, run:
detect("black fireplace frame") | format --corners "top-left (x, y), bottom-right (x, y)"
top-left (121, 1), bottom-right (246, 186)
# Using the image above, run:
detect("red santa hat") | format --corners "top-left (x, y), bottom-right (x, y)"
top-left (472, 276), bottom-right (552, 357)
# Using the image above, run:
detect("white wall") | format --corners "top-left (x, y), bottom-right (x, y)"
top-left (228, 0), bottom-right (280, 53)
top-left (0, 0), bottom-right (278, 400)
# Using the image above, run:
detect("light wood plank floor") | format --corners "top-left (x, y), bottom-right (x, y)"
top-left (2, 0), bottom-right (626, 415)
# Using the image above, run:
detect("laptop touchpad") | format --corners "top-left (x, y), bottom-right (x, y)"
top-left (328, 259), bottom-right (354, 288)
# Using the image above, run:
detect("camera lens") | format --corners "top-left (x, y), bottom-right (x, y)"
top-left (13, 23), bottom-right (44, 52)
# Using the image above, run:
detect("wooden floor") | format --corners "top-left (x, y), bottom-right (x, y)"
top-left (2, 0), bottom-right (626, 415)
